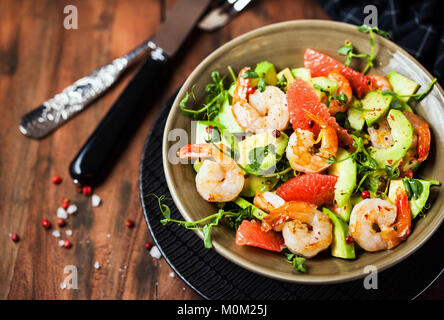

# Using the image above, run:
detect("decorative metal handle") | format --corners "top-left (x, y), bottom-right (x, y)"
top-left (19, 40), bottom-right (156, 139)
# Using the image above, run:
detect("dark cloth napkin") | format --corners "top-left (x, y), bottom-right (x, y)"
top-left (317, 0), bottom-right (444, 84)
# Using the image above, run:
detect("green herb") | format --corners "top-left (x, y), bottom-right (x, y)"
top-left (225, 206), bottom-right (255, 230)
top-left (383, 165), bottom-right (400, 194)
top-left (241, 70), bottom-right (259, 79)
top-left (338, 25), bottom-right (392, 74)
top-left (179, 71), bottom-right (228, 120)
top-left (402, 178), bottom-right (424, 200)
top-left (382, 78), bottom-right (437, 103)
top-left (257, 77), bottom-right (266, 92)
top-left (248, 144), bottom-right (275, 171)
top-left (313, 84), bottom-right (348, 108)
top-left (283, 247), bottom-right (307, 273)
top-left (150, 193), bottom-right (254, 249)
top-left (227, 65), bottom-right (237, 83)
top-left (276, 75), bottom-right (287, 91)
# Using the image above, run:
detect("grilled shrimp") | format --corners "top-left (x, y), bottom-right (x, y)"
top-left (266, 201), bottom-right (332, 258)
top-left (368, 117), bottom-right (395, 149)
top-left (368, 111), bottom-right (430, 166)
top-left (254, 191), bottom-right (286, 213)
top-left (232, 68), bottom-right (289, 133)
top-left (349, 190), bottom-right (411, 252)
top-left (327, 70), bottom-right (352, 115)
top-left (178, 144), bottom-right (244, 202)
top-left (286, 111), bottom-right (338, 173)
top-left (369, 74), bottom-right (392, 91)
top-left (402, 111), bottom-right (431, 162)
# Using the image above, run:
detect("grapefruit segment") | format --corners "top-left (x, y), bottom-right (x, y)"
top-left (286, 78), bottom-right (354, 148)
top-left (276, 173), bottom-right (337, 206)
top-left (235, 220), bottom-right (284, 252)
top-left (304, 48), bottom-right (371, 98)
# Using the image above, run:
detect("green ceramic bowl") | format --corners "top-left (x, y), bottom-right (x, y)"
top-left (162, 20), bottom-right (444, 284)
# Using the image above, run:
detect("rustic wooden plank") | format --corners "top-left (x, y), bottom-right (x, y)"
top-left (0, 0), bottom-right (441, 300)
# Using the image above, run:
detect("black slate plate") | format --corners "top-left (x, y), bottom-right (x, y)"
top-left (139, 91), bottom-right (444, 300)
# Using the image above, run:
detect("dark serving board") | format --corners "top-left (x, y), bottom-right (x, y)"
top-left (139, 91), bottom-right (444, 300)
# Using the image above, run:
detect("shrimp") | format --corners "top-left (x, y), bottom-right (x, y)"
top-left (368, 111), bottom-right (430, 165)
top-left (266, 201), bottom-right (332, 258)
top-left (369, 74), bottom-right (392, 91)
top-left (261, 200), bottom-right (319, 232)
top-left (232, 68), bottom-right (289, 133)
top-left (286, 111), bottom-right (338, 173)
top-left (327, 70), bottom-right (352, 115)
top-left (254, 191), bottom-right (286, 213)
top-left (349, 190), bottom-right (411, 252)
top-left (402, 111), bottom-right (430, 162)
top-left (368, 117), bottom-right (395, 149)
top-left (178, 144), bottom-right (245, 202)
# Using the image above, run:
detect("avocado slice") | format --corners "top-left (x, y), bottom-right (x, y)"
top-left (363, 91), bottom-right (393, 126)
top-left (388, 71), bottom-right (420, 103)
top-left (233, 197), bottom-right (268, 220)
top-left (240, 175), bottom-right (279, 197)
top-left (276, 68), bottom-right (295, 90)
top-left (291, 67), bottom-right (311, 82)
top-left (323, 208), bottom-right (356, 259)
top-left (347, 97), bottom-right (366, 131)
top-left (238, 131), bottom-right (289, 173)
top-left (328, 148), bottom-right (357, 222)
top-left (388, 178), bottom-right (440, 218)
top-left (213, 98), bottom-right (244, 134)
top-left (254, 61), bottom-right (277, 86)
top-left (368, 109), bottom-right (413, 168)
top-left (312, 76), bottom-right (338, 93)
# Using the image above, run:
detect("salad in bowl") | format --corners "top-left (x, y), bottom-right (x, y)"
top-left (158, 23), bottom-right (440, 275)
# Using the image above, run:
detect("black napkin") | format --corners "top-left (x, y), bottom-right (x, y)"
top-left (317, 0), bottom-right (444, 84)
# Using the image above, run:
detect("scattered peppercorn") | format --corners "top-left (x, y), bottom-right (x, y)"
top-left (82, 185), bottom-right (92, 196)
top-left (41, 219), bottom-right (51, 229)
top-left (308, 120), bottom-right (315, 128)
top-left (11, 233), bottom-right (19, 242)
top-left (63, 240), bottom-right (72, 249)
top-left (52, 176), bottom-right (62, 184)
top-left (361, 190), bottom-right (370, 199)
top-left (246, 86), bottom-right (255, 94)
top-left (145, 242), bottom-right (153, 250)
top-left (272, 129), bottom-right (281, 138)
top-left (205, 125), bottom-right (213, 134)
top-left (125, 219), bottom-right (135, 228)
top-left (345, 236), bottom-right (354, 244)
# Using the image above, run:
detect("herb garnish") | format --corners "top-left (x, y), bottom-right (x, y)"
top-left (381, 78), bottom-right (437, 103)
top-left (402, 178), bottom-right (424, 200)
top-left (150, 194), bottom-right (254, 249)
top-left (282, 247), bottom-right (307, 273)
top-left (338, 25), bottom-right (392, 74)
top-left (179, 70), bottom-right (229, 120)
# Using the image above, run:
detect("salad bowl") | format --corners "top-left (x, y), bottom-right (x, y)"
top-left (162, 20), bottom-right (444, 284)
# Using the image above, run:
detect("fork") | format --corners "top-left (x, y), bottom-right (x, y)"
top-left (19, 0), bottom-right (253, 139)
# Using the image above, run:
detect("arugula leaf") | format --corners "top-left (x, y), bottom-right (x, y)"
top-left (382, 78), bottom-right (437, 104)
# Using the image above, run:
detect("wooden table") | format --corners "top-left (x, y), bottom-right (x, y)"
top-left (0, 0), bottom-right (442, 300)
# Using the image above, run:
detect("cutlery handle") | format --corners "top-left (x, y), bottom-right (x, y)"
top-left (69, 49), bottom-right (169, 186)
top-left (19, 40), bottom-right (155, 139)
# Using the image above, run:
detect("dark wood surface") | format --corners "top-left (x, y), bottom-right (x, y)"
top-left (0, 0), bottom-right (442, 300)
